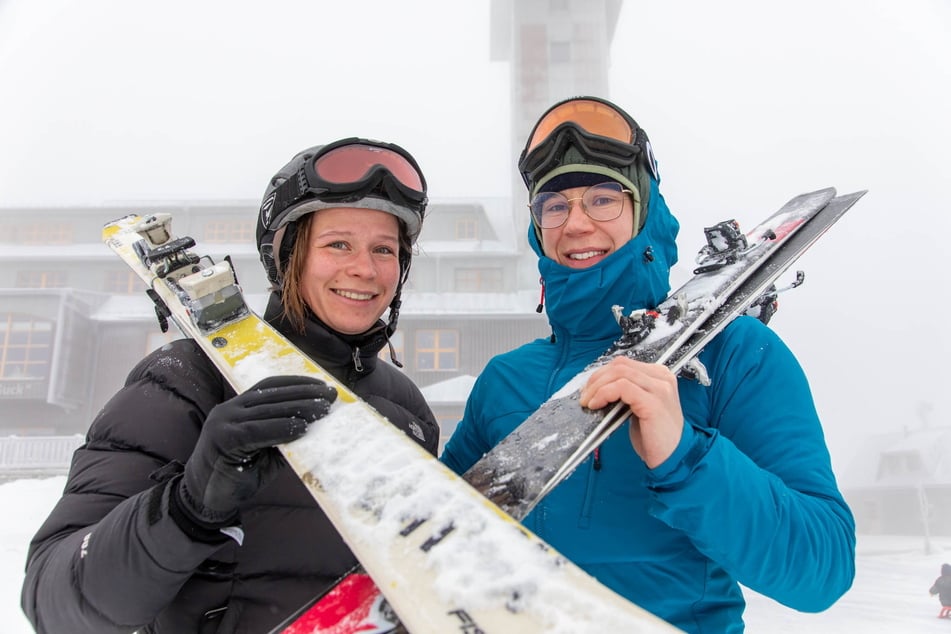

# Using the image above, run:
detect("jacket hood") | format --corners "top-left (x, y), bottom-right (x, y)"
top-left (529, 175), bottom-right (679, 343)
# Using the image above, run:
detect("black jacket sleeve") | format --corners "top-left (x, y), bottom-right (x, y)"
top-left (21, 341), bottom-right (231, 633)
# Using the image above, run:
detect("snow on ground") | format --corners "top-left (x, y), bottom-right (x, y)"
top-left (2, 476), bottom-right (949, 633)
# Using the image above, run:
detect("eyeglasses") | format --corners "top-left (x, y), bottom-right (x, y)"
top-left (269, 138), bottom-right (427, 217)
top-left (518, 97), bottom-right (652, 190)
top-left (529, 181), bottom-right (636, 229)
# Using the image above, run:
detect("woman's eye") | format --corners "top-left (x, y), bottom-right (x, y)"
top-left (374, 245), bottom-right (396, 255)
top-left (590, 196), bottom-right (612, 207)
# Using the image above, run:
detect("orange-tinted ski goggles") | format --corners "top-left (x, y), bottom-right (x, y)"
top-left (518, 97), bottom-right (651, 190)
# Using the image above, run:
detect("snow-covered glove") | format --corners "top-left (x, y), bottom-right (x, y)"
top-left (171, 375), bottom-right (336, 540)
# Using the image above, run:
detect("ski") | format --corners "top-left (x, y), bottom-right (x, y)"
top-left (103, 215), bottom-right (683, 634)
top-left (272, 187), bottom-right (865, 632)
top-left (464, 188), bottom-right (865, 518)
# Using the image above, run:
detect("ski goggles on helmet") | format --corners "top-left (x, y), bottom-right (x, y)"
top-left (268, 138), bottom-right (428, 219)
top-left (518, 97), bottom-right (652, 190)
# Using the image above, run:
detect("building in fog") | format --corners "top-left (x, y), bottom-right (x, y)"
top-left (842, 426), bottom-right (951, 536)
top-left (0, 199), bottom-right (547, 440)
top-left (0, 0), bottom-right (625, 471)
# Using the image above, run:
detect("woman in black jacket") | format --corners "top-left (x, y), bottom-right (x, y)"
top-left (21, 138), bottom-right (439, 633)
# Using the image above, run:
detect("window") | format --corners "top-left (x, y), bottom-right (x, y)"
top-left (454, 268), bottom-right (504, 292)
top-left (455, 217), bottom-right (479, 240)
top-left (204, 219), bottom-right (256, 243)
top-left (415, 329), bottom-right (458, 371)
top-left (876, 451), bottom-right (924, 479)
top-left (103, 270), bottom-right (145, 294)
top-left (16, 270), bottom-right (67, 289)
top-left (0, 314), bottom-right (53, 380)
top-left (18, 223), bottom-right (74, 245)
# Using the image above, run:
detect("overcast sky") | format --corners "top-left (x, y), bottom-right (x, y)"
top-left (1, 0), bottom-right (949, 470)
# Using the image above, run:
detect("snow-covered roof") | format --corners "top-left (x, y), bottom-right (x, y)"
top-left (404, 290), bottom-right (541, 315)
top-left (420, 375), bottom-right (477, 403)
top-left (416, 240), bottom-right (516, 255)
top-left (91, 293), bottom-right (272, 321)
top-left (86, 290), bottom-right (545, 321)
top-left (0, 243), bottom-right (259, 261)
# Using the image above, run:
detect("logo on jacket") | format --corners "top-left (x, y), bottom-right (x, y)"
top-left (409, 421), bottom-right (425, 443)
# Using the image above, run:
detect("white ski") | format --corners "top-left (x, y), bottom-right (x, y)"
top-left (103, 214), bottom-right (683, 633)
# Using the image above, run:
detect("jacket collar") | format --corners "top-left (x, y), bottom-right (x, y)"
top-left (530, 177), bottom-right (679, 345)
top-left (263, 293), bottom-right (387, 378)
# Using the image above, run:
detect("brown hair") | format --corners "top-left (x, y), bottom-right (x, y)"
top-left (279, 212), bottom-right (413, 334)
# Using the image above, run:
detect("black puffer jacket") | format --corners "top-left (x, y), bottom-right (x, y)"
top-left (21, 295), bottom-right (438, 633)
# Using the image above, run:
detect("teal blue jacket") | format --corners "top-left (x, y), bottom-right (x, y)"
top-left (441, 179), bottom-right (855, 633)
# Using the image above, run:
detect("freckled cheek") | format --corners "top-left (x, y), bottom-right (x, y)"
top-left (381, 265), bottom-right (401, 298)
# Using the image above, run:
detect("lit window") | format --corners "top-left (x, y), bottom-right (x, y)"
top-left (415, 330), bottom-right (459, 371)
top-left (16, 271), bottom-right (67, 289)
top-left (0, 314), bottom-right (53, 380)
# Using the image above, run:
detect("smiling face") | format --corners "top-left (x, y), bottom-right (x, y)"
top-left (298, 207), bottom-right (402, 335)
top-left (539, 185), bottom-right (635, 268)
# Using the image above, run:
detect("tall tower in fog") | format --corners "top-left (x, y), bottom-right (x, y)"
top-left (489, 0), bottom-right (624, 284)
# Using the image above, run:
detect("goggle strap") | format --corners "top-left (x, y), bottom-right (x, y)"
top-left (266, 170), bottom-right (321, 224)
top-left (521, 123), bottom-right (644, 190)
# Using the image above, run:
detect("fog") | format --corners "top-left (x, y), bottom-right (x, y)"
top-left (1, 0), bottom-right (950, 478)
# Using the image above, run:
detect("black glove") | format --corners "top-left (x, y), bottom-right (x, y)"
top-left (171, 375), bottom-right (336, 539)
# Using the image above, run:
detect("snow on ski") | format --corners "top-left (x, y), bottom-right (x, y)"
top-left (102, 215), bottom-right (683, 634)
top-left (273, 187), bottom-right (866, 633)
top-left (463, 187), bottom-right (863, 519)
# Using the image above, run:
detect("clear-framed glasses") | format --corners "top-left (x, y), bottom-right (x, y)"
top-left (529, 181), bottom-right (635, 229)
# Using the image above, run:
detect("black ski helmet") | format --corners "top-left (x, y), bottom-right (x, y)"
top-left (256, 137), bottom-right (428, 288)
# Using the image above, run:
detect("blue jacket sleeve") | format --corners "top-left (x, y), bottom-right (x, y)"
top-left (646, 317), bottom-right (855, 612)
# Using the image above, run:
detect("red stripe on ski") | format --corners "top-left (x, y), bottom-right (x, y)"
top-left (771, 216), bottom-right (806, 241)
top-left (281, 573), bottom-right (398, 634)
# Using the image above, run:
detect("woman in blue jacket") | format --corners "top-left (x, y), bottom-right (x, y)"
top-left (441, 96), bottom-right (855, 633)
